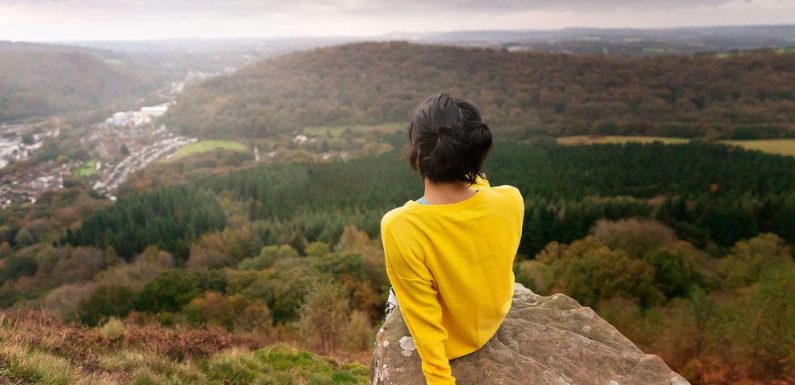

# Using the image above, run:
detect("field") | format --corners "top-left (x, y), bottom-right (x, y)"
top-left (720, 139), bottom-right (795, 158)
top-left (556, 135), bottom-right (795, 158)
top-left (169, 140), bottom-right (248, 161)
top-left (556, 135), bottom-right (691, 146)
top-left (73, 160), bottom-right (97, 177)
top-left (302, 122), bottom-right (404, 138)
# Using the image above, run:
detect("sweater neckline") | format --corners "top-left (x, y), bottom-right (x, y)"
top-left (407, 189), bottom-right (485, 210)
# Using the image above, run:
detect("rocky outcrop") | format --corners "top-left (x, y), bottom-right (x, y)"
top-left (371, 283), bottom-right (690, 385)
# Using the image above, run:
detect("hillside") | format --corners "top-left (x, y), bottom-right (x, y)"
top-left (411, 25), bottom-right (795, 55)
top-left (0, 311), bottom-right (368, 385)
top-left (0, 48), bottom-right (157, 121)
top-left (4, 141), bottom-right (795, 384)
top-left (165, 42), bottom-right (795, 139)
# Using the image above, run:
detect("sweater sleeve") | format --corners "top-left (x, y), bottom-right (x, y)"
top-left (381, 221), bottom-right (455, 385)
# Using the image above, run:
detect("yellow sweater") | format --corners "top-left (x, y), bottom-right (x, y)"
top-left (381, 177), bottom-right (524, 385)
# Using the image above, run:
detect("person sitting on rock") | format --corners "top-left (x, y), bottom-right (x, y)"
top-left (380, 92), bottom-right (524, 385)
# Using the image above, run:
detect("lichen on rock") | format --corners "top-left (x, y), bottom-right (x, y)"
top-left (370, 283), bottom-right (690, 385)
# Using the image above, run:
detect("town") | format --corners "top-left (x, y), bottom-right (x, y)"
top-left (0, 103), bottom-right (194, 208)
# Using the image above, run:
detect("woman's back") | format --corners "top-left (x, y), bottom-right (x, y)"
top-left (381, 92), bottom-right (522, 385)
top-left (381, 177), bottom-right (524, 384)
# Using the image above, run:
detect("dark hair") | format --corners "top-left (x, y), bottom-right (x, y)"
top-left (406, 93), bottom-right (493, 184)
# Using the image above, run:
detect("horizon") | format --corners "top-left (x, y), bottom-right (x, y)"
top-left (15, 23), bottom-right (794, 45)
top-left (2, 0), bottom-right (795, 42)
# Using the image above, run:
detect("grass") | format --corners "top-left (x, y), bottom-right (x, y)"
top-left (103, 58), bottom-right (126, 66)
top-left (0, 343), bottom-right (117, 385)
top-left (556, 135), bottom-right (690, 146)
top-left (303, 122), bottom-right (404, 138)
top-left (170, 140), bottom-right (248, 161)
top-left (556, 135), bottom-right (795, 159)
top-left (203, 347), bottom-right (368, 385)
top-left (74, 160), bottom-right (96, 177)
top-left (0, 311), bottom-right (369, 385)
top-left (719, 139), bottom-right (795, 158)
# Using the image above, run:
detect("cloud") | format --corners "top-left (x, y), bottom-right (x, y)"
top-left (0, 0), bottom-right (792, 41)
top-left (0, 0), bottom-right (737, 13)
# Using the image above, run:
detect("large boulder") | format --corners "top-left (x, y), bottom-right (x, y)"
top-left (371, 283), bottom-right (690, 385)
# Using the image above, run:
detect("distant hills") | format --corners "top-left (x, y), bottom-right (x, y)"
top-left (399, 25), bottom-right (795, 55)
top-left (166, 41), bottom-right (795, 139)
top-left (0, 43), bottom-right (158, 122)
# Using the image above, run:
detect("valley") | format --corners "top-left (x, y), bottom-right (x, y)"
top-left (1, 26), bottom-right (795, 385)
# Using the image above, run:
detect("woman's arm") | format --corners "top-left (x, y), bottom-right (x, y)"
top-left (382, 221), bottom-right (456, 385)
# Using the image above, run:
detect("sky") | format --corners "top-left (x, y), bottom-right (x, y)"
top-left (0, 0), bottom-right (794, 42)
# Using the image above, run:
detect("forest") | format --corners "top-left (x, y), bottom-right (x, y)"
top-left (57, 140), bottom-right (795, 260)
top-left (0, 48), bottom-right (158, 121)
top-left (1, 139), bottom-right (792, 384)
top-left (165, 42), bottom-right (795, 139)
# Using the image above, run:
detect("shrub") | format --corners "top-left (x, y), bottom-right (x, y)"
top-left (77, 285), bottom-right (136, 326)
top-left (135, 271), bottom-right (200, 313)
top-left (717, 233), bottom-right (792, 289)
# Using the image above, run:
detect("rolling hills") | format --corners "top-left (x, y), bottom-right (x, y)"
top-left (165, 41), bottom-right (795, 139)
top-left (0, 46), bottom-right (158, 121)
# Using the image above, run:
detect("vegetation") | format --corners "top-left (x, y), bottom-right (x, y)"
top-left (169, 140), bottom-right (249, 161)
top-left (0, 49), bottom-right (157, 121)
top-left (63, 186), bottom-right (226, 261)
top-left (2, 141), bottom-right (772, 383)
top-left (0, 311), bottom-right (368, 384)
top-left (302, 122), bottom-right (404, 138)
top-left (720, 138), bottom-right (795, 158)
top-left (73, 160), bottom-right (97, 177)
top-left (558, 135), bottom-right (795, 158)
top-left (166, 42), bottom-right (795, 139)
top-left (520, 228), bottom-right (795, 384)
top-left (5, 37), bottom-right (795, 385)
top-left (556, 135), bottom-right (691, 146)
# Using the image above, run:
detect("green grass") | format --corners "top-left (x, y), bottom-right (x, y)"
top-left (556, 135), bottom-right (795, 158)
top-left (202, 346), bottom-right (368, 385)
top-left (719, 139), bottom-right (795, 158)
top-left (74, 160), bottom-right (97, 177)
top-left (303, 122), bottom-right (404, 138)
top-left (0, 344), bottom-right (116, 385)
top-left (170, 140), bottom-right (248, 161)
top-left (556, 135), bottom-right (690, 146)
top-left (103, 58), bottom-right (126, 66)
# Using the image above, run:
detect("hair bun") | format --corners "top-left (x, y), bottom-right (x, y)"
top-left (437, 125), bottom-right (456, 137)
top-left (406, 93), bottom-right (493, 184)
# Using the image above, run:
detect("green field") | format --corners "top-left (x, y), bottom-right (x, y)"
top-left (170, 140), bottom-right (248, 160)
top-left (303, 122), bottom-right (404, 138)
top-left (556, 135), bottom-right (795, 158)
top-left (556, 135), bottom-right (690, 146)
top-left (102, 58), bottom-right (126, 66)
top-left (720, 139), bottom-right (795, 158)
top-left (74, 160), bottom-right (97, 177)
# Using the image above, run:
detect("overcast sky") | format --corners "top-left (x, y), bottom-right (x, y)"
top-left (1, 0), bottom-right (794, 42)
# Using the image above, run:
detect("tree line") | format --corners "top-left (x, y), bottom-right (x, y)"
top-left (63, 141), bottom-right (795, 261)
top-left (166, 42), bottom-right (795, 139)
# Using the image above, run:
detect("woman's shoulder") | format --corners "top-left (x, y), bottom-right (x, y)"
top-left (380, 202), bottom-right (415, 232)
top-left (489, 183), bottom-right (522, 198)
top-left (487, 184), bottom-right (525, 211)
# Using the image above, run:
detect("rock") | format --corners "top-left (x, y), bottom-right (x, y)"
top-left (371, 283), bottom-right (690, 385)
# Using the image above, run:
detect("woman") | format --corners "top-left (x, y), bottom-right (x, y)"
top-left (381, 93), bottom-right (524, 385)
